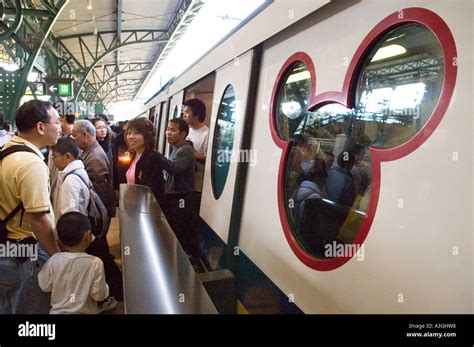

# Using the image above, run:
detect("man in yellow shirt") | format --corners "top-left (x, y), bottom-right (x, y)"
top-left (0, 100), bottom-right (61, 314)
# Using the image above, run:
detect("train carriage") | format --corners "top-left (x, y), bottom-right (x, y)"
top-left (142, 0), bottom-right (472, 313)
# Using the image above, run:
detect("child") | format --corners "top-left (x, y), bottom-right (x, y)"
top-left (50, 137), bottom-right (90, 221)
top-left (38, 212), bottom-right (117, 314)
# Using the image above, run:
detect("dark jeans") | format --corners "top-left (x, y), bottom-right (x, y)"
top-left (0, 243), bottom-right (50, 314)
top-left (164, 193), bottom-right (199, 257)
top-left (86, 221), bottom-right (123, 301)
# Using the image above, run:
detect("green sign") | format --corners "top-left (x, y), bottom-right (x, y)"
top-left (44, 78), bottom-right (74, 97)
top-left (58, 83), bottom-right (71, 96)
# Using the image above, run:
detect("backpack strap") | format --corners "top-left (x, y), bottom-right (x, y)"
top-left (0, 145), bottom-right (40, 240)
top-left (63, 169), bottom-right (92, 190)
top-left (0, 202), bottom-right (24, 228)
top-left (0, 144), bottom-right (38, 160)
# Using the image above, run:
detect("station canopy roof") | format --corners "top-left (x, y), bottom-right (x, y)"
top-left (51, 0), bottom-right (203, 106)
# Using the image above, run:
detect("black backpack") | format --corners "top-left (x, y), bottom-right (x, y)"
top-left (62, 170), bottom-right (109, 238)
top-left (0, 145), bottom-right (39, 243)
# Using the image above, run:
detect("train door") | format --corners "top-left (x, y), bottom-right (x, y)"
top-left (164, 91), bottom-right (184, 156)
top-left (200, 50), bottom-right (255, 244)
top-left (184, 74), bottom-right (216, 129)
top-left (182, 74), bottom-right (216, 210)
top-left (148, 106), bottom-right (156, 126)
top-left (156, 101), bottom-right (166, 152)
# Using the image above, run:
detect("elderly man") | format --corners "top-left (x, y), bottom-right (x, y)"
top-left (0, 100), bottom-right (61, 313)
top-left (71, 120), bottom-right (123, 300)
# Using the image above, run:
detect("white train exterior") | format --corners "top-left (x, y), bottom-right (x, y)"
top-left (142, 0), bottom-right (472, 313)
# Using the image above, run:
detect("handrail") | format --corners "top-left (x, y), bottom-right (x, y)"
top-left (119, 184), bottom-right (218, 314)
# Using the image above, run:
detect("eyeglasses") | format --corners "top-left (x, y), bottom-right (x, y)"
top-left (41, 121), bottom-right (60, 125)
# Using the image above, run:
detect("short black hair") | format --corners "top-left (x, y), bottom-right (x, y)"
top-left (324, 151), bottom-right (334, 159)
top-left (305, 158), bottom-right (327, 182)
top-left (15, 100), bottom-right (52, 132)
top-left (61, 114), bottom-right (76, 125)
top-left (337, 150), bottom-right (355, 169)
top-left (0, 111), bottom-right (5, 128)
top-left (51, 137), bottom-right (80, 159)
top-left (56, 212), bottom-right (91, 247)
top-left (169, 118), bottom-right (189, 137)
top-left (96, 113), bottom-right (109, 123)
top-left (183, 98), bottom-right (206, 122)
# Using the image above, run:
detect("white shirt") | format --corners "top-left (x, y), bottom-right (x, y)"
top-left (38, 252), bottom-right (109, 314)
top-left (187, 125), bottom-right (209, 192)
top-left (53, 160), bottom-right (91, 222)
top-left (0, 130), bottom-right (11, 147)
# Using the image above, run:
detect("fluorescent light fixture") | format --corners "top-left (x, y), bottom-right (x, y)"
top-left (371, 44), bottom-right (406, 62)
top-left (386, 33), bottom-right (405, 42)
top-left (93, 26), bottom-right (98, 35)
top-left (27, 71), bottom-right (40, 82)
top-left (286, 70), bottom-right (310, 84)
top-left (86, 0), bottom-right (92, 10)
top-left (0, 62), bottom-right (20, 71)
top-left (138, 0), bottom-right (266, 101)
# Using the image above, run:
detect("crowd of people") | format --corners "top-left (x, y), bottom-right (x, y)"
top-left (0, 98), bottom-right (209, 314)
top-left (287, 133), bottom-right (372, 256)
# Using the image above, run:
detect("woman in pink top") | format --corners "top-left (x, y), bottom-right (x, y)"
top-left (125, 117), bottom-right (165, 207)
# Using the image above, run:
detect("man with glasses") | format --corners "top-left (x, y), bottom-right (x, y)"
top-left (0, 100), bottom-right (61, 313)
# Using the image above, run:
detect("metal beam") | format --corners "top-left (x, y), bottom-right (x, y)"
top-left (0, 0), bottom-right (23, 41)
top-left (134, 0), bottom-right (205, 101)
top-left (56, 29), bottom-right (166, 41)
top-left (101, 80), bottom-right (141, 95)
top-left (0, 0), bottom-right (69, 123)
top-left (4, 8), bottom-right (50, 17)
top-left (97, 79), bottom-right (143, 99)
top-left (71, 30), bottom-right (168, 101)
top-left (90, 62), bottom-right (151, 100)
top-left (103, 92), bottom-right (137, 104)
top-left (116, 0), bottom-right (122, 74)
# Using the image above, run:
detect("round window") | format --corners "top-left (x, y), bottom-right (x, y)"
top-left (211, 84), bottom-right (237, 199)
top-left (274, 61), bottom-right (311, 141)
top-left (281, 24), bottom-right (445, 259)
top-left (355, 24), bottom-right (444, 148)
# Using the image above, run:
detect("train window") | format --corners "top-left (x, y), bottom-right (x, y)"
top-left (275, 61), bottom-right (311, 140)
top-left (285, 103), bottom-right (369, 259)
top-left (284, 23), bottom-right (444, 259)
top-left (356, 24), bottom-right (444, 148)
top-left (172, 105), bottom-right (179, 118)
top-left (211, 84), bottom-right (236, 199)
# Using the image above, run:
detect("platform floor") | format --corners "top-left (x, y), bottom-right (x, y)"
top-left (103, 210), bottom-right (125, 314)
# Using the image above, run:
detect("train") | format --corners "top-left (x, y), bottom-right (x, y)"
top-left (137, 0), bottom-right (472, 313)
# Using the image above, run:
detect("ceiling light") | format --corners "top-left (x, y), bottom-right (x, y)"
top-left (286, 70), bottom-right (310, 84)
top-left (87, 0), bottom-right (92, 10)
top-left (93, 26), bottom-right (98, 35)
top-left (371, 44), bottom-right (406, 62)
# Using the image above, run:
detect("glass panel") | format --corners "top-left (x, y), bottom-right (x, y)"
top-left (356, 24), bottom-right (444, 148)
top-left (172, 105), bottom-right (179, 119)
top-left (281, 24), bottom-right (444, 258)
top-left (275, 61), bottom-right (311, 140)
top-left (211, 85), bottom-right (237, 199)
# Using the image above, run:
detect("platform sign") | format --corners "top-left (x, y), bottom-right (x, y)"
top-left (44, 78), bottom-right (74, 97)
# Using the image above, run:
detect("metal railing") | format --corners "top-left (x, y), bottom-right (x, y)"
top-left (119, 184), bottom-right (218, 314)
